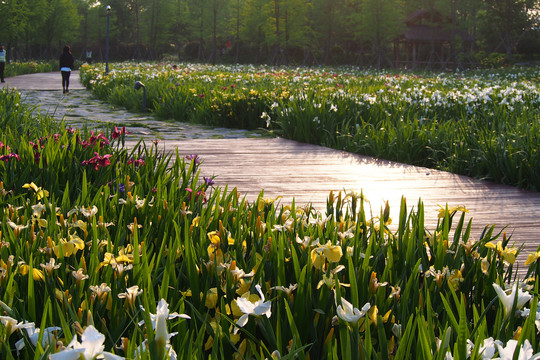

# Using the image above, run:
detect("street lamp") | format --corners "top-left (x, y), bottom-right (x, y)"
top-left (134, 81), bottom-right (146, 111)
top-left (105, 5), bottom-right (111, 73)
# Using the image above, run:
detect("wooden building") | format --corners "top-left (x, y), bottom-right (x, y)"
top-left (394, 9), bottom-right (474, 70)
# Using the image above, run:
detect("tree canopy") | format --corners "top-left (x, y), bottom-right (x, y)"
top-left (2, 0), bottom-right (539, 67)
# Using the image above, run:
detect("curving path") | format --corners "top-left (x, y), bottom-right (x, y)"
top-left (2, 72), bottom-right (540, 273)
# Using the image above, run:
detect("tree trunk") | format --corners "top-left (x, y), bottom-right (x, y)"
top-left (235, 0), bottom-right (240, 63)
top-left (212, 0), bottom-right (217, 64)
top-left (273, 0), bottom-right (281, 65)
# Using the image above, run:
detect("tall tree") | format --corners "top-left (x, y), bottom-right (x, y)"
top-left (311, 0), bottom-right (357, 64)
top-left (170, 0), bottom-right (192, 57)
top-left (229, 0), bottom-right (243, 61)
top-left (188, 0), bottom-right (207, 60)
top-left (24, 0), bottom-right (49, 57)
top-left (263, 0), bottom-right (284, 63)
top-left (146, 0), bottom-right (177, 55)
top-left (40, 0), bottom-right (80, 55)
top-left (207, 0), bottom-right (229, 63)
top-left (124, 0), bottom-right (145, 58)
top-left (0, 0), bottom-right (32, 59)
top-left (239, 0), bottom-right (268, 62)
top-left (278, 0), bottom-right (310, 62)
top-left (360, 0), bottom-right (405, 68)
top-left (481, 0), bottom-right (538, 57)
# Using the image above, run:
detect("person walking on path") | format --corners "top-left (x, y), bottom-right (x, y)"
top-left (0, 44), bottom-right (6, 83)
top-left (59, 46), bottom-right (75, 93)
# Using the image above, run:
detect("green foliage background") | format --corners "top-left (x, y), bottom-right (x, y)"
top-left (0, 0), bottom-right (538, 65)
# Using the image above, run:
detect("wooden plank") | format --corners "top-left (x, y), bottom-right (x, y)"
top-left (127, 137), bottom-right (540, 273)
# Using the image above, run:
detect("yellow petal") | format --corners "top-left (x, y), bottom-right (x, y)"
top-left (382, 310), bottom-right (392, 322)
top-left (236, 279), bottom-right (251, 296)
top-left (323, 245), bottom-right (343, 263)
top-left (481, 257), bottom-right (490, 275)
top-left (388, 336), bottom-right (396, 355)
top-left (36, 189), bottom-right (49, 200)
top-left (368, 305), bottom-right (379, 325)
top-left (208, 247), bottom-right (224, 264)
top-left (236, 338), bottom-right (246, 354)
top-left (62, 242), bottom-right (77, 257)
top-left (205, 288), bottom-right (218, 309)
top-left (102, 252), bottom-right (115, 265)
top-left (230, 300), bottom-right (244, 318)
top-left (525, 252), bottom-right (540, 266)
top-left (207, 231), bottom-right (221, 246)
top-left (311, 249), bottom-right (325, 270)
top-left (71, 237), bottom-right (85, 251)
top-left (204, 336), bottom-right (214, 351)
top-left (115, 254), bottom-right (133, 264)
top-left (502, 250), bottom-right (517, 264)
top-left (22, 182), bottom-right (38, 192)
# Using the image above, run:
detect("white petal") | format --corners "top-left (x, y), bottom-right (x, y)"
top-left (254, 301), bottom-right (272, 318)
top-left (340, 297), bottom-right (354, 314)
top-left (156, 299), bottom-right (169, 317)
top-left (102, 351), bottom-right (125, 360)
top-left (516, 288), bottom-right (532, 309)
top-left (49, 348), bottom-right (85, 360)
top-left (337, 305), bottom-right (358, 323)
top-left (361, 302), bottom-right (371, 313)
top-left (255, 284), bottom-right (265, 302)
top-left (167, 345), bottom-right (178, 360)
top-left (497, 340), bottom-right (518, 359)
top-left (237, 313), bottom-right (250, 328)
top-left (15, 338), bottom-right (25, 352)
top-left (493, 283), bottom-right (512, 315)
top-left (517, 340), bottom-right (534, 360)
top-left (80, 325), bottom-right (105, 357)
top-left (236, 298), bottom-right (256, 314)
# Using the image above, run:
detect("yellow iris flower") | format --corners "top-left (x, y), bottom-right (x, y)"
top-left (525, 251), bottom-right (540, 266)
top-left (311, 241), bottom-right (343, 269)
top-left (22, 182), bottom-right (49, 200)
top-left (204, 288), bottom-right (218, 309)
top-left (437, 205), bottom-right (468, 218)
top-left (18, 264), bottom-right (45, 282)
top-left (53, 233), bottom-right (85, 258)
top-left (485, 241), bottom-right (517, 264)
top-left (447, 269), bottom-right (464, 290)
top-left (100, 247), bottom-right (134, 268)
top-left (207, 231), bottom-right (224, 264)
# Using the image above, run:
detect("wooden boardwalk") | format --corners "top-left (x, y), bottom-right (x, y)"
top-left (138, 137), bottom-right (540, 271)
top-left (4, 72), bottom-right (540, 272)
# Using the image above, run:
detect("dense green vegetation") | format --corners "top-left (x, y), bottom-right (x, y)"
top-left (2, 61), bottom-right (58, 78)
top-left (0, 83), bottom-right (540, 359)
top-left (80, 63), bottom-right (540, 191)
top-left (1, 0), bottom-right (538, 66)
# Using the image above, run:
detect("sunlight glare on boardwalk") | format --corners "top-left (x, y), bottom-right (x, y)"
top-left (133, 137), bottom-right (540, 271)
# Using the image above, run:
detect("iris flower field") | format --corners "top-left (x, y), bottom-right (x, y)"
top-left (0, 63), bottom-right (539, 359)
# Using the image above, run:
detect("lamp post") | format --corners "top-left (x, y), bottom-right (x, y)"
top-left (134, 81), bottom-right (146, 111)
top-left (105, 5), bottom-right (111, 73)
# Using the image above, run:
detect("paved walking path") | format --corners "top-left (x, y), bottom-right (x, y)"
top-left (2, 72), bottom-right (540, 273)
top-left (1, 72), bottom-right (265, 139)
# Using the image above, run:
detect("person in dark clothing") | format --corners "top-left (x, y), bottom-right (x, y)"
top-left (59, 46), bottom-right (75, 93)
top-left (0, 44), bottom-right (6, 83)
